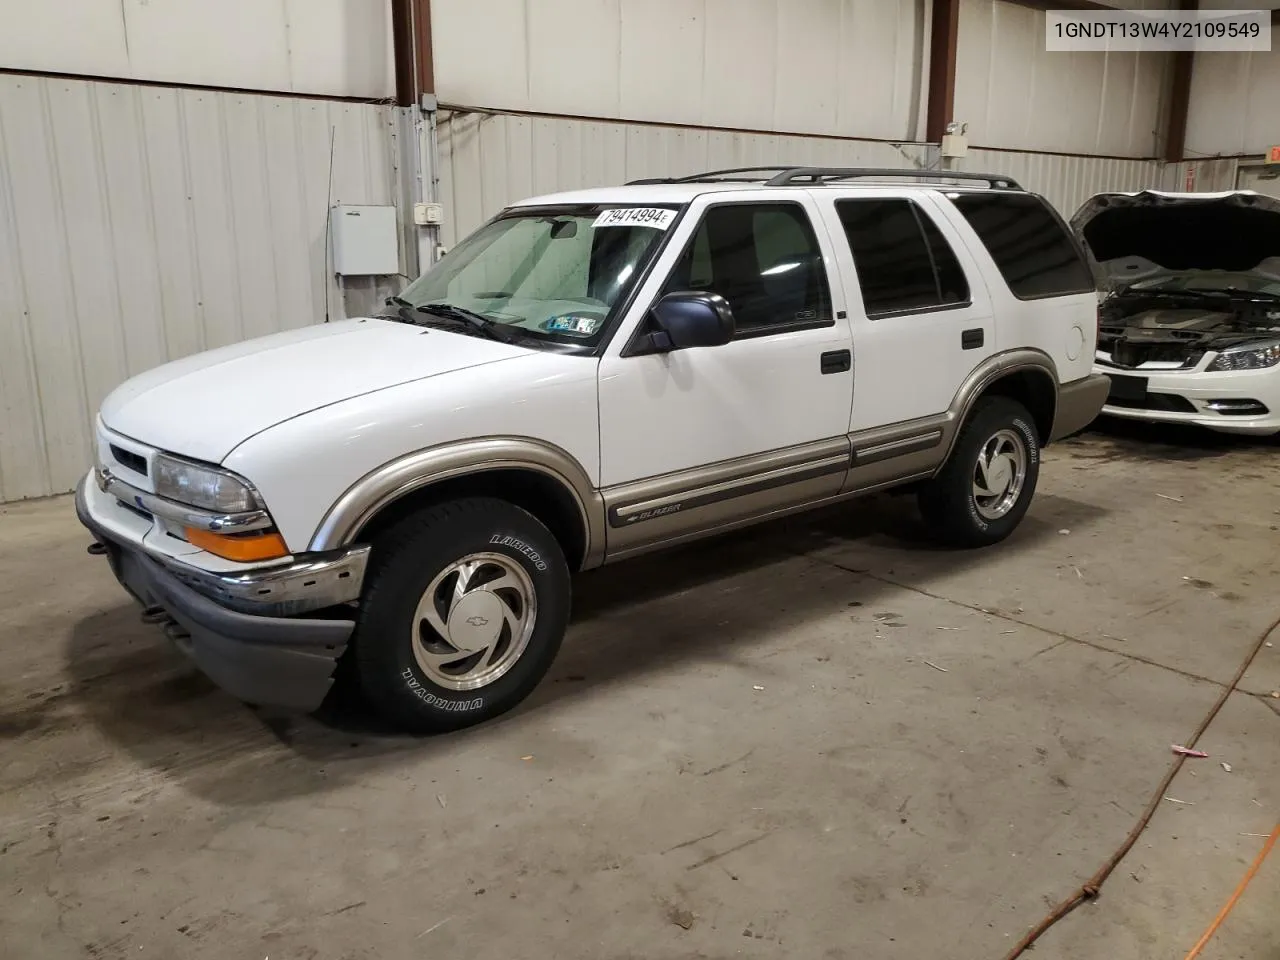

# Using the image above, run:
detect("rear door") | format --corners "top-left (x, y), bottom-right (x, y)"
top-left (813, 191), bottom-right (995, 432)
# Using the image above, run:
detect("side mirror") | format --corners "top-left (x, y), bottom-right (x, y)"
top-left (644, 292), bottom-right (735, 352)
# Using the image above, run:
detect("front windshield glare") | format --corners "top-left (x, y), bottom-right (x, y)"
top-left (398, 207), bottom-right (678, 343)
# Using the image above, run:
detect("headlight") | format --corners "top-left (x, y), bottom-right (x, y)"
top-left (153, 455), bottom-right (263, 514)
top-left (1207, 340), bottom-right (1280, 372)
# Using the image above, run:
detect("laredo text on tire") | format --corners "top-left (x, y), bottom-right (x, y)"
top-left (918, 396), bottom-right (1041, 547)
top-left (353, 497), bottom-right (571, 733)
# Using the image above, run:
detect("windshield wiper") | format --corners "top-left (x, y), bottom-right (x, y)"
top-left (381, 295), bottom-right (422, 326)
top-left (415, 302), bottom-right (519, 343)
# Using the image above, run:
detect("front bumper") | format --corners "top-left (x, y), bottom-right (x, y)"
top-left (76, 474), bottom-right (362, 711)
top-left (1094, 363), bottom-right (1280, 436)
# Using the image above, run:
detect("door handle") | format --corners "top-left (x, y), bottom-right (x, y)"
top-left (961, 328), bottom-right (985, 350)
top-left (820, 349), bottom-right (851, 374)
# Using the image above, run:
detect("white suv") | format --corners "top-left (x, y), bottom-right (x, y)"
top-left (77, 166), bottom-right (1109, 732)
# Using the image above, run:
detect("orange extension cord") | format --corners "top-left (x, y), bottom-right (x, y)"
top-left (1181, 821), bottom-right (1279, 960)
top-left (1002, 612), bottom-right (1280, 959)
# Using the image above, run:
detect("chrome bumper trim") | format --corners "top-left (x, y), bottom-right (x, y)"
top-left (98, 468), bottom-right (272, 533)
top-left (161, 546), bottom-right (371, 616)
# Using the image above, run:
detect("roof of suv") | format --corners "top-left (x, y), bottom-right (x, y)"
top-left (510, 165), bottom-right (1028, 209)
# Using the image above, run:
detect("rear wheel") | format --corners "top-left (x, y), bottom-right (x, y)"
top-left (353, 497), bottom-right (570, 733)
top-left (918, 397), bottom-right (1040, 547)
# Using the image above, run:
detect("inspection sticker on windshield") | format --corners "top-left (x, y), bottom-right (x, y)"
top-left (545, 315), bottom-right (601, 335)
top-left (593, 207), bottom-right (676, 230)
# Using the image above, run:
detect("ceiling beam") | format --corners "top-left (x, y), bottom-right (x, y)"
top-left (390, 0), bottom-right (416, 107)
top-left (1164, 0), bottom-right (1198, 163)
top-left (926, 0), bottom-right (961, 143)
top-left (414, 0), bottom-right (436, 98)
top-left (390, 0), bottom-right (435, 106)
top-left (1000, 0), bottom-right (1117, 11)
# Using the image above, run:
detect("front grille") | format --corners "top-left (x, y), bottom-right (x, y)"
top-left (109, 444), bottom-right (148, 477)
top-left (1100, 341), bottom-right (1203, 369)
top-left (1106, 392), bottom-right (1197, 414)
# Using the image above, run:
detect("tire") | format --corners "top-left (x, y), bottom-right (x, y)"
top-left (352, 497), bottom-right (570, 733)
top-left (917, 396), bottom-right (1041, 547)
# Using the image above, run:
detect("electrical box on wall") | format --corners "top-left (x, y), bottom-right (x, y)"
top-left (331, 205), bottom-right (399, 276)
top-left (414, 202), bottom-right (444, 225)
top-left (940, 134), bottom-right (968, 159)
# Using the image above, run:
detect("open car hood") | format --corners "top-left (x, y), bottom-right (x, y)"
top-left (1070, 190), bottom-right (1280, 291)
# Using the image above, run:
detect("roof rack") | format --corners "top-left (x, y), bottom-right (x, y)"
top-left (768, 167), bottom-right (1023, 189)
top-left (626, 165), bottom-right (1024, 191)
top-left (626, 166), bottom-right (798, 185)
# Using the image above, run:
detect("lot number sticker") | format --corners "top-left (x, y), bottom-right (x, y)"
top-left (593, 207), bottom-right (676, 230)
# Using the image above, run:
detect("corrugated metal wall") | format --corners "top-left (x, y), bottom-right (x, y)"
top-left (1184, 50), bottom-right (1280, 158)
top-left (0, 74), bottom-right (397, 502)
top-left (1160, 157), bottom-right (1241, 194)
top-left (431, 0), bottom-right (927, 142)
top-left (436, 109), bottom-right (1165, 248)
top-left (962, 149), bottom-right (1164, 217)
top-left (1193, 0), bottom-right (1280, 155)
top-left (955, 0), bottom-right (1173, 157)
top-left (436, 109), bottom-right (933, 247)
top-left (0, 0), bottom-right (396, 99)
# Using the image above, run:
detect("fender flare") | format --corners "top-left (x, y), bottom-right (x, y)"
top-left (938, 349), bottom-right (1060, 464)
top-left (308, 437), bottom-right (607, 568)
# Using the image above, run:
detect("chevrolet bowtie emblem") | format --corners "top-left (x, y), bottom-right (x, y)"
top-left (466, 616), bottom-right (490, 627)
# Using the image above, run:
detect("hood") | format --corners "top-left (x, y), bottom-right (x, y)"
top-left (1070, 190), bottom-right (1280, 290)
top-left (100, 318), bottom-right (531, 463)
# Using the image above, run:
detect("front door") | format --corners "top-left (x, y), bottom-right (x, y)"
top-left (596, 192), bottom-right (855, 558)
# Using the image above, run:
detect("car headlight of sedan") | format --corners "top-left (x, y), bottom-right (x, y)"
top-left (1207, 340), bottom-right (1280, 372)
top-left (153, 454), bottom-right (263, 514)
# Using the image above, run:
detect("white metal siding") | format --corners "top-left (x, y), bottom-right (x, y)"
top-left (431, 0), bottom-right (926, 141)
top-left (436, 109), bottom-right (1163, 245)
top-left (955, 0), bottom-right (1172, 157)
top-left (436, 109), bottom-right (931, 246)
top-left (0, 75), bottom-right (397, 502)
top-left (1237, 165), bottom-right (1280, 201)
top-left (1184, 50), bottom-right (1280, 159)
top-left (1160, 158), bottom-right (1241, 194)
top-left (962, 149), bottom-right (1163, 220)
top-left (0, 0), bottom-right (396, 100)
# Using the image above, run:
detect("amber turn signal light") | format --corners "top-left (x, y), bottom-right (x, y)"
top-left (184, 527), bottom-right (290, 562)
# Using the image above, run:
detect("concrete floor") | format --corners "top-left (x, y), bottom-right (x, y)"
top-left (1, 421), bottom-right (1277, 960)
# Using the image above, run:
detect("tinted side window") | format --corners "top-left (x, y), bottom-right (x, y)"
top-left (836, 199), bottom-right (970, 317)
top-left (922, 212), bottom-right (970, 304)
top-left (950, 192), bottom-right (1094, 299)
top-left (665, 203), bottom-right (832, 335)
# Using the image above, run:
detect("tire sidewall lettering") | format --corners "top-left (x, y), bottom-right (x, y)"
top-left (1011, 417), bottom-right (1040, 465)
top-left (400, 666), bottom-right (485, 712)
top-left (488, 533), bottom-right (548, 572)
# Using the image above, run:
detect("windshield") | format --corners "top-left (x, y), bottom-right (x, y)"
top-left (394, 205), bottom-right (680, 347)
top-left (1128, 271), bottom-right (1280, 296)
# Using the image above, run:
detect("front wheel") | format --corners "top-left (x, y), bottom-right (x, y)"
top-left (352, 497), bottom-right (571, 733)
top-left (918, 397), bottom-right (1041, 547)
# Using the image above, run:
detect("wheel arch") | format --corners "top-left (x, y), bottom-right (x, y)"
top-left (976, 367), bottom-right (1058, 443)
top-left (309, 438), bottom-right (607, 571)
top-left (939, 350), bottom-right (1059, 466)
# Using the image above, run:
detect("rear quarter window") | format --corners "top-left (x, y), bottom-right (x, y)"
top-left (949, 193), bottom-right (1094, 300)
